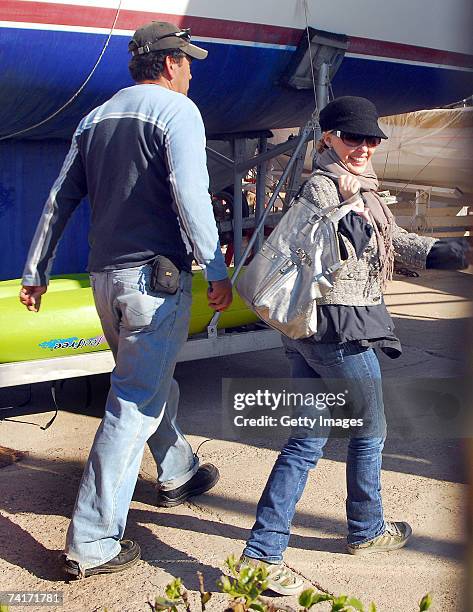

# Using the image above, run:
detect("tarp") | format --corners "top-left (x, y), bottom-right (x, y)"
top-left (271, 107), bottom-right (473, 194)
top-left (376, 107), bottom-right (473, 194)
top-left (0, 139), bottom-right (90, 281)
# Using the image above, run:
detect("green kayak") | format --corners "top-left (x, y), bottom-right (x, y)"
top-left (0, 270), bottom-right (257, 363)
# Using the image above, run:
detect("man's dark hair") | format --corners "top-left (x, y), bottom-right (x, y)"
top-left (128, 49), bottom-right (185, 82)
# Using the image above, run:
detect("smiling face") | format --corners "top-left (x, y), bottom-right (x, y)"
top-left (323, 131), bottom-right (376, 175)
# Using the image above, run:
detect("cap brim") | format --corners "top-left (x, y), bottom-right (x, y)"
top-left (336, 124), bottom-right (388, 139)
top-left (364, 127), bottom-right (388, 139)
top-left (377, 126), bottom-right (388, 139)
top-left (183, 42), bottom-right (208, 60)
top-left (347, 125), bottom-right (388, 139)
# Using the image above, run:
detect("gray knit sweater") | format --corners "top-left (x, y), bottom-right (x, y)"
top-left (300, 175), bottom-right (437, 306)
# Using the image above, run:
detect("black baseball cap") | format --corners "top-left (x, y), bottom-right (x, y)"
top-left (129, 21), bottom-right (208, 60)
top-left (319, 96), bottom-right (387, 139)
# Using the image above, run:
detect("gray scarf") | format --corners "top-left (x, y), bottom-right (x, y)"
top-left (316, 147), bottom-right (395, 288)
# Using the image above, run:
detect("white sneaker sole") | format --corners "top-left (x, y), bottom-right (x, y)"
top-left (266, 579), bottom-right (305, 596)
top-left (347, 525), bottom-right (412, 555)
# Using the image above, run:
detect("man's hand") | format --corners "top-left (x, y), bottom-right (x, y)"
top-left (207, 278), bottom-right (233, 312)
top-left (19, 285), bottom-right (48, 312)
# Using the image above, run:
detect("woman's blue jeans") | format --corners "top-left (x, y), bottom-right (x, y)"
top-left (243, 338), bottom-right (387, 562)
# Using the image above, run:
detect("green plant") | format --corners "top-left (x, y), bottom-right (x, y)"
top-left (296, 589), bottom-right (430, 612)
top-left (298, 589), bottom-right (372, 611)
top-left (151, 556), bottom-right (432, 612)
top-left (218, 555), bottom-right (269, 611)
top-left (419, 594), bottom-right (432, 611)
top-left (148, 577), bottom-right (191, 612)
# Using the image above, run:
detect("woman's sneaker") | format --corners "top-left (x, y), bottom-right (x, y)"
top-left (347, 521), bottom-right (412, 555)
top-left (237, 555), bottom-right (304, 596)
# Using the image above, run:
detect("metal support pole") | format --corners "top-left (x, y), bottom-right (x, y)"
top-left (208, 118), bottom-right (315, 334)
top-left (205, 146), bottom-right (234, 168)
top-left (234, 137), bottom-right (308, 173)
top-left (310, 60), bottom-right (330, 170)
top-left (207, 135), bottom-right (312, 174)
top-left (316, 61), bottom-right (330, 118)
top-left (232, 138), bottom-right (246, 266)
top-left (255, 136), bottom-right (268, 251)
top-left (234, 120), bottom-right (314, 278)
top-left (283, 126), bottom-right (310, 211)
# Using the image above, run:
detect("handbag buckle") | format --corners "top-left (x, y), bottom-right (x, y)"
top-left (295, 248), bottom-right (312, 266)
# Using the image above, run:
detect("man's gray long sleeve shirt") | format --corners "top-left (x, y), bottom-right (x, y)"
top-left (22, 84), bottom-right (228, 285)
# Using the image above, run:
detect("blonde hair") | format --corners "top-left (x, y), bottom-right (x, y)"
top-left (316, 137), bottom-right (329, 154)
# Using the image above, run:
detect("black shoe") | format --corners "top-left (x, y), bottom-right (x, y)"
top-left (156, 463), bottom-right (220, 507)
top-left (63, 539), bottom-right (141, 579)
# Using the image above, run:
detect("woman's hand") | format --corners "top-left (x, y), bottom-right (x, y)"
top-left (338, 175), bottom-right (371, 222)
top-left (338, 175), bottom-right (361, 201)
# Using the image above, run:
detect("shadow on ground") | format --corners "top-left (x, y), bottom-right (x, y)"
top-left (0, 452), bottom-right (465, 587)
top-left (0, 318), bottom-right (468, 487)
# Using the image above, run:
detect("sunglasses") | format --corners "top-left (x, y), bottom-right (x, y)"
top-left (333, 131), bottom-right (382, 148)
top-left (131, 29), bottom-right (192, 56)
top-left (157, 28), bottom-right (191, 43)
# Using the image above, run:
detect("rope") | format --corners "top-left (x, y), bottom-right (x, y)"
top-left (302, 0), bottom-right (318, 150)
top-left (194, 438), bottom-right (213, 457)
top-left (380, 125), bottom-right (391, 183)
top-left (391, 134), bottom-right (458, 197)
top-left (303, 0), bottom-right (318, 113)
top-left (0, 0), bottom-right (122, 141)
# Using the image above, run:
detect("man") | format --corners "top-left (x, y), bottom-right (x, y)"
top-left (20, 21), bottom-right (232, 578)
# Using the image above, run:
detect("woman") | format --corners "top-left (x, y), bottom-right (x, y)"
top-left (237, 96), bottom-right (470, 595)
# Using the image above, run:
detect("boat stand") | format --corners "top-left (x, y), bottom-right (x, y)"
top-left (204, 35), bottom-right (345, 338)
top-left (207, 127), bottom-right (313, 265)
top-left (205, 108), bottom-right (322, 341)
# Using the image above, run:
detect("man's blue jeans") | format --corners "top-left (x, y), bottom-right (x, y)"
top-left (65, 264), bottom-right (198, 571)
top-left (243, 338), bottom-right (387, 562)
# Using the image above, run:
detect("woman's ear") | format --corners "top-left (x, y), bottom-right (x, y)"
top-left (322, 131), bottom-right (332, 148)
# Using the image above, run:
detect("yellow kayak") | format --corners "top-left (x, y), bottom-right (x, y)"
top-left (0, 269), bottom-right (257, 363)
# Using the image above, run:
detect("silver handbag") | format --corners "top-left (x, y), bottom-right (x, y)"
top-left (236, 187), bottom-right (356, 339)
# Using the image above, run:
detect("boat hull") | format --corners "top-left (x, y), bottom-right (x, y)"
top-left (1, 0), bottom-right (473, 139)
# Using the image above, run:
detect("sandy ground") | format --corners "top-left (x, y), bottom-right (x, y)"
top-left (0, 268), bottom-right (471, 612)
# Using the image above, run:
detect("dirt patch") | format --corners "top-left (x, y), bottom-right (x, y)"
top-left (0, 445), bottom-right (27, 469)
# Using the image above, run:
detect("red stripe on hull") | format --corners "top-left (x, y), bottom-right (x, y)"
top-left (349, 36), bottom-right (473, 70)
top-left (1, 0), bottom-right (473, 68)
top-left (0, 1), bottom-right (302, 45)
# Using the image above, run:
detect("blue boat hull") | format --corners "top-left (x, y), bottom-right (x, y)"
top-left (1, 27), bottom-right (472, 140)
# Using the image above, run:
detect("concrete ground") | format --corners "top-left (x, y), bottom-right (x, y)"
top-left (0, 268), bottom-right (471, 612)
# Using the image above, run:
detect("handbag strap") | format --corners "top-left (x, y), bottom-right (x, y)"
top-left (296, 196), bottom-right (358, 238)
top-left (325, 201), bottom-right (359, 224)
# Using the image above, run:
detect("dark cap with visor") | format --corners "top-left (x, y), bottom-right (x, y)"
top-left (319, 96), bottom-right (387, 139)
top-left (129, 21), bottom-right (208, 60)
